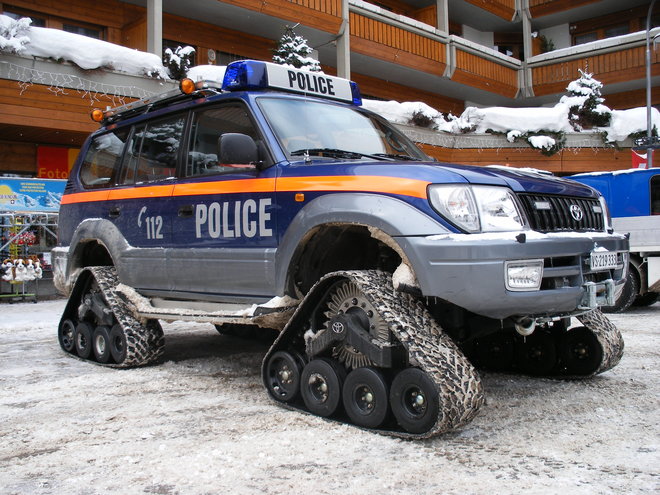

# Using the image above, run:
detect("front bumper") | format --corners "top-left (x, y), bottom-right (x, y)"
top-left (397, 230), bottom-right (629, 320)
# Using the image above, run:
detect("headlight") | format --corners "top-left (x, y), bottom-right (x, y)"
top-left (428, 184), bottom-right (526, 233)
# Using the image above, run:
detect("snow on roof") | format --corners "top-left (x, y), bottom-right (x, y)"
top-left (187, 65), bottom-right (227, 83)
top-left (0, 14), bottom-right (169, 78)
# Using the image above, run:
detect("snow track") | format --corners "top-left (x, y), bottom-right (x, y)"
top-left (0, 300), bottom-right (658, 495)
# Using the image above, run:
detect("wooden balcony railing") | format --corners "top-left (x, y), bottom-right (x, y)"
top-left (349, 11), bottom-right (446, 75)
top-left (451, 49), bottom-right (519, 98)
top-left (530, 44), bottom-right (660, 97)
top-left (284, 0), bottom-right (340, 16)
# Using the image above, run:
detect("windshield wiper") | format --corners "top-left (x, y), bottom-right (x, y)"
top-left (372, 153), bottom-right (422, 161)
top-left (290, 148), bottom-right (391, 161)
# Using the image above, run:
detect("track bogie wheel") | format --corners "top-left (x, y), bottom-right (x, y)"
top-left (473, 333), bottom-right (514, 371)
top-left (343, 366), bottom-right (390, 428)
top-left (74, 322), bottom-right (94, 359)
top-left (109, 323), bottom-right (127, 364)
top-left (389, 367), bottom-right (439, 434)
top-left (514, 330), bottom-right (558, 375)
top-left (93, 325), bottom-right (112, 364)
top-left (300, 358), bottom-right (346, 417)
top-left (559, 326), bottom-right (603, 376)
top-left (58, 319), bottom-right (76, 353)
top-left (265, 350), bottom-right (303, 403)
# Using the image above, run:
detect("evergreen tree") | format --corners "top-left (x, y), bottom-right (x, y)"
top-left (562, 69), bottom-right (611, 130)
top-left (272, 26), bottom-right (321, 72)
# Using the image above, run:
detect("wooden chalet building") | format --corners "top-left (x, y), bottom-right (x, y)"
top-left (0, 0), bottom-right (658, 178)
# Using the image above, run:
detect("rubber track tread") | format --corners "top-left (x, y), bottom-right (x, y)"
top-left (576, 308), bottom-right (624, 375)
top-left (264, 270), bottom-right (484, 439)
top-left (75, 267), bottom-right (164, 368)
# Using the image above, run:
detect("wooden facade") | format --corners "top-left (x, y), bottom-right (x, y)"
top-left (0, 0), bottom-right (655, 177)
top-left (418, 143), bottom-right (634, 176)
top-left (532, 45), bottom-right (660, 97)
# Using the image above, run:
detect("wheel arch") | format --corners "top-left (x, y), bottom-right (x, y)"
top-left (65, 219), bottom-right (131, 292)
top-left (274, 193), bottom-right (448, 295)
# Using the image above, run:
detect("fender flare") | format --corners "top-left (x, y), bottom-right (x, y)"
top-left (274, 193), bottom-right (450, 293)
top-left (67, 219), bottom-right (131, 284)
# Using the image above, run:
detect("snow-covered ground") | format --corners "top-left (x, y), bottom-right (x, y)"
top-left (0, 299), bottom-right (658, 494)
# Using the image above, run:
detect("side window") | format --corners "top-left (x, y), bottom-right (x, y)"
top-left (119, 114), bottom-right (185, 185)
top-left (651, 174), bottom-right (659, 215)
top-left (186, 104), bottom-right (264, 177)
top-left (79, 129), bottom-right (129, 189)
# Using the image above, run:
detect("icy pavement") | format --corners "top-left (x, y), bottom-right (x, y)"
top-left (0, 299), bottom-right (658, 495)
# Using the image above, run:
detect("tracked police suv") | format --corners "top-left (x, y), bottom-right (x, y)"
top-left (53, 60), bottom-right (628, 439)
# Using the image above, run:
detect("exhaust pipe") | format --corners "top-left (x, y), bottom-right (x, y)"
top-left (514, 317), bottom-right (536, 336)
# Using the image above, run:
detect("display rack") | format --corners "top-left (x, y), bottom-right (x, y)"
top-left (0, 212), bottom-right (58, 303)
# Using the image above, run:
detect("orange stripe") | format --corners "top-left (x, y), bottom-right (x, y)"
top-left (172, 178), bottom-right (275, 196)
top-left (108, 184), bottom-right (175, 200)
top-left (60, 175), bottom-right (430, 204)
top-left (60, 190), bottom-right (110, 205)
top-left (277, 175), bottom-right (429, 198)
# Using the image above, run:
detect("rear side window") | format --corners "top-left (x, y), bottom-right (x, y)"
top-left (79, 129), bottom-right (129, 188)
top-left (119, 114), bottom-right (186, 185)
top-left (186, 103), bottom-right (263, 177)
top-left (652, 174), bottom-right (659, 215)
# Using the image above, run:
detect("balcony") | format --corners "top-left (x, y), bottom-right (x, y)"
top-left (528, 30), bottom-right (660, 100)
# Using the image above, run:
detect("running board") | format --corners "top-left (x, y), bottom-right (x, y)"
top-left (115, 284), bottom-right (298, 330)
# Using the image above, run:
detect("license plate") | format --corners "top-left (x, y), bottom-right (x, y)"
top-left (590, 251), bottom-right (618, 271)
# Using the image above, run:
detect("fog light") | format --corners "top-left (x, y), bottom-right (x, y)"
top-left (505, 260), bottom-right (544, 291)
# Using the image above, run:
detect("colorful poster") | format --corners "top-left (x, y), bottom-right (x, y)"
top-left (0, 178), bottom-right (66, 213)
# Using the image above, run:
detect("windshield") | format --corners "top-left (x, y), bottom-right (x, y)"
top-left (257, 97), bottom-right (428, 161)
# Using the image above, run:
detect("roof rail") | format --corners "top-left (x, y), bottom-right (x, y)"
top-left (91, 79), bottom-right (223, 126)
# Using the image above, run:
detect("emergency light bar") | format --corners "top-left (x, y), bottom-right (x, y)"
top-left (222, 60), bottom-right (362, 106)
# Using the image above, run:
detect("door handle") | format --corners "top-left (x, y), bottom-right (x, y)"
top-left (178, 205), bottom-right (194, 217)
top-left (109, 207), bottom-right (120, 218)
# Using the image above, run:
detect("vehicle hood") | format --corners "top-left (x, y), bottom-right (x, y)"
top-left (288, 159), bottom-right (598, 198)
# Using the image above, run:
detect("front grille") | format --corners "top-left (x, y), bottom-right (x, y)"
top-left (518, 194), bottom-right (604, 232)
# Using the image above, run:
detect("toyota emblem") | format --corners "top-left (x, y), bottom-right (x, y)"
top-left (331, 321), bottom-right (345, 334)
top-left (569, 204), bottom-right (583, 221)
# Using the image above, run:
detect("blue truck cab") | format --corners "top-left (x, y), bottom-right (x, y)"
top-left (53, 60), bottom-right (629, 438)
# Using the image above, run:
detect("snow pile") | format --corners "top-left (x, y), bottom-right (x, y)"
top-left (364, 70), bottom-right (659, 153)
top-left (0, 14), bottom-right (30, 52)
top-left (0, 14), bottom-right (169, 78)
top-left (600, 107), bottom-right (659, 143)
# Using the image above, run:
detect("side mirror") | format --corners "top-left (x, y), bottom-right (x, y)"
top-left (218, 133), bottom-right (260, 167)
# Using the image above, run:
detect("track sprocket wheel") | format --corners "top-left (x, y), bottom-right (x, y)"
top-left (324, 280), bottom-right (390, 369)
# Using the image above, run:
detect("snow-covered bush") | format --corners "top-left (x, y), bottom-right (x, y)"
top-left (561, 69), bottom-right (611, 131)
top-left (163, 45), bottom-right (195, 80)
top-left (0, 14), bottom-right (31, 53)
top-left (409, 109), bottom-right (438, 129)
top-left (272, 25), bottom-right (321, 72)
